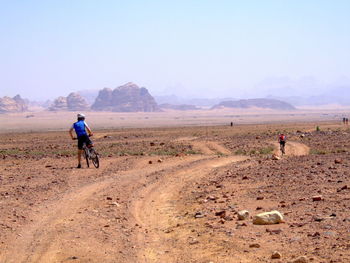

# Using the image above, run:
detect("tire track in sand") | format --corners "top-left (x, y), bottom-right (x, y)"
top-left (0, 155), bottom-right (207, 263)
top-left (131, 155), bottom-right (247, 262)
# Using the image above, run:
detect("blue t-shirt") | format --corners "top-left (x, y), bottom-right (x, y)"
top-left (72, 120), bottom-right (89, 137)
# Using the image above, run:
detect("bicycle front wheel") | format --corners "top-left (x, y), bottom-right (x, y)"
top-left (90, 148), bottom-right (99, 168)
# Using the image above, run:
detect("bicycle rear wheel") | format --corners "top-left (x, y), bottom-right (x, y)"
top-left (90, 148), bottom-right (99, 168)
top-left (280, 144), bottom-right (285, 155)
top-left (84, 147), bottom-right (90, 168)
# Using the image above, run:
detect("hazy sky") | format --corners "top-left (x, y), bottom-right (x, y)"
top-left (1, 0), bottom-right (350, 100)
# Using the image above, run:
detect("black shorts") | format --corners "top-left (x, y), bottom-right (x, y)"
top-left (280, 141), bottom-right (286, 146)
top-left (77, 135), bottom-right (92, 150)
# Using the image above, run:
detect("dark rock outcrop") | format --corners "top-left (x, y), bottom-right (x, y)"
top-left (0, 95), bottom-right (28, 113)
top-left (211, 99), bottom-right (296, 110)
top-left (92, 82), bottom-right (159, 112)
top-left (49, 93), bottom-right (89, 111)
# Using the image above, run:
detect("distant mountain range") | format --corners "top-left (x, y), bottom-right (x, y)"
top-left (212, 99), bottom-right (295, 110)
top-left (267, 86), bottom-right (350, 106)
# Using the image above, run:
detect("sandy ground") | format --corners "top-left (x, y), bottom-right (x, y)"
top-left (1, 108), bottom-right (350, 133)
top-left (0, 120), bottom-right (349, 262)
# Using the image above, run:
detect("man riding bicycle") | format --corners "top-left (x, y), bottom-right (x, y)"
top-left (278, 133), bottom-right (286, 154)
top-left (69, 113), bottom-right (93, 168)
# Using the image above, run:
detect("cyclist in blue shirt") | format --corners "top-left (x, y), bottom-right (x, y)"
top-left (69, 113), bottom-right (93, 168)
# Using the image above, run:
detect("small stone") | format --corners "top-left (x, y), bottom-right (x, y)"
top-left (266, 228), bottom-right (282, 234)
top-left (106, 197), bottom-right (112, 200)
top-left (194, 212), bottom-right (205, 218)
top-left (189, 239), bottom-right (199, 245)
top-left (256, 196), bottom-right (264, 200)
top-left (148, 160), bottom-right (153, 164)
top-left (157, 159), bottom-right (163, 163)
top-left (292, 256), bottom-right (308, 263)
top-left (207, 195), bottom-right (217, 200)
top-left (312, 195), bottom-right (322, 201)
top-left (271, 251), bottom-right (282, 259)
top-left (249, 243), bottom-right (260, 248)
top-left (272, 154), bottom-right (280, 160)
top-left (237, 210), bottom-right (250, 220)
top-left (334, 159), bottom-right (342, 164)
top-left (215, 210), bottom-right (226, 218)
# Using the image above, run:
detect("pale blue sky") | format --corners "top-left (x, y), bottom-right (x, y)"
top-left (1, 0), bottom-right (350, 100)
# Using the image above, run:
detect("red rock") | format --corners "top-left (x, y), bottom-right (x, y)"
top-left (215, 210), bottom-right (226, 218)
top-left (312, 195), bottom-right (323, 201)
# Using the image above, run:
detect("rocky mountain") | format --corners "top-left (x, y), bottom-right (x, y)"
top-left (49, 92), bottom-right (89, 111)
top-left (0, 95), bottom-right (28, 113)
top-left (211, 98), bottom-right (296, 110)
top-left (91, 82), bottom-right (159, 112)
top-left (159, 103), bottom-right (199, 111)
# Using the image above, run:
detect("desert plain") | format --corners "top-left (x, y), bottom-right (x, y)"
top-left (0, 110), bottom-right (350, 263)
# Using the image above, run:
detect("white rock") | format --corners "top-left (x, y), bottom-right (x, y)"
top-left (272, 154), bottom-right (281, 160)
top-left (252, 210), bottom-right (283, 225)
top-left (237, 210), bottom-right (250, 220)
top-left (292, 256), bottom-right (308, 263)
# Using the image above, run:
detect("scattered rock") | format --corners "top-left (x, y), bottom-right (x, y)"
top-left (237, 210), bottom-right (250, 220)
top-left (157, 159), bottom-right (163, 163)
top-left (312, 195), bottom-right (323, 201)
top-left (271, 251), bottom-right (282, 259)
top-left (194, 212), bottom-right (205, 218)
top-left (253, 210), bottom-right (284, 225)
top-left (334, 159), bottom-right (342, 164)
top-left (215, 210), bottom-right (226, 218)
top-left (207, 195), bottom-right (217, 201)
top-left (266, 228), bottom-right (282, 234)
top-left (249, 243), bottom-right (260, 248)
top-left (272, 154), bottom-right (281, 160)
top-left (148, 160), bottom-right (153, 164)
top-left (292, 256), bottom-right (308, 263)
top-left (337, 185), bottom-right (347, 192)
top-left (188, 239), bottom-right (199, 245)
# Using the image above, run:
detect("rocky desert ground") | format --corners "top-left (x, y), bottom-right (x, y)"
top-left (0, 117), bottom-right (349, 263)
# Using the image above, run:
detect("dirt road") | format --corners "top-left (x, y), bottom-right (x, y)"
top-left (1, 125), bottom-right (349, 263)
top-left (0, 140), bottom-right (245, 263)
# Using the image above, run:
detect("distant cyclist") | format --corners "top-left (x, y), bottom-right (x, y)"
top-left (278, 133), bottom-right (286, 155)
top-left (69, 113), bottom-right (93, 168)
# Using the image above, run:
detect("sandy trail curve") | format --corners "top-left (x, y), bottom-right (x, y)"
top-left (273, 141), bottom-right (310, 156)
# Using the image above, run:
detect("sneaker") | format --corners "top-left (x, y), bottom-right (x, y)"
top-left (77, 164), bottom-right (81, 168)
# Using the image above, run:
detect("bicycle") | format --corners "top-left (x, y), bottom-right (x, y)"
top-left (73, 135), bottom-right (100, 168)
top-left (83, 143), bottom-right (100, 168)
top-left (280, 143), bottom-right (285, 156)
